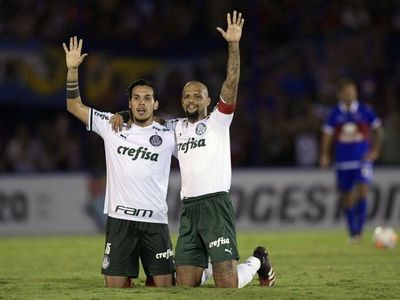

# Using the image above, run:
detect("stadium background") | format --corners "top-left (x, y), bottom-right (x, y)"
top-left (1, 0), bottom-right (400, 234)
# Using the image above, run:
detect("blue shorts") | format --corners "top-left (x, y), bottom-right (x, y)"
top-left (336, 162), bottom-right (373, 192)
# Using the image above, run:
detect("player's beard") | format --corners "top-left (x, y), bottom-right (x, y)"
top-left (185, 109), bottom-right (200, 121)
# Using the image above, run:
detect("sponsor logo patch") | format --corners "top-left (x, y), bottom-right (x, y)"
top-left (115, 205), bottom-right (154, 218)
top-left (94, 111), bottom-right (109, 121)
top-left (209, 237), bottom-right (230, 248)
top-left (117, 146), bottom-right (159, 161)
top-left (177, 138), bottom-right (206, 153)
top-left (155, 249), bottom-right (174, 260)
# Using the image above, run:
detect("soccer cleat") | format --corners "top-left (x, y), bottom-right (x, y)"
top-left (253, 246), bottom-right (275, 287)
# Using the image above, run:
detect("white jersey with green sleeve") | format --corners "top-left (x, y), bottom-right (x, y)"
top-left (87, 108), bottom-right (175, 224)
top-left (167, 105), bottom-right (233, 199)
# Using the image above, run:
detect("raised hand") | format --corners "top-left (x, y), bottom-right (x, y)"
top-left (62, 36), bottom-right (88, 69)
top-left (216, 11), bottom-right (244, 43)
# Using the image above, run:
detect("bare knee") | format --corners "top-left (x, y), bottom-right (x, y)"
top-left (176, 266), bottom-right (203, 287)
top-left (153, 274), bottom-right (174, 287)
top-left (104, 275), bottom-right (132, 288)
top-left (212, 260), bottom-right (238, 288)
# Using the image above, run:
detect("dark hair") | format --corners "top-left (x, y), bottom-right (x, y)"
top-left (126, 79), bottom-right (160, 101)
top-left (337, 78), bottom-right (356, 90)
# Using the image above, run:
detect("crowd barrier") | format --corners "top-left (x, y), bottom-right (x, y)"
top-left (1, 168), bottom-right (399, 235)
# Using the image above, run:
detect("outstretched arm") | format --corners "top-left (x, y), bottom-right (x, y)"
top-left (63, 36), bottom-right (89, 124)
top-left (217, 11), bottom-right (244, 105)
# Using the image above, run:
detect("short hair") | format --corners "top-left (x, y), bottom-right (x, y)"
top-left (126, 79), bottom-right (160, 101)
top-left (183, 81), bottom-right (209, 96)
top-left (337, 78), bottom-right (356, 90)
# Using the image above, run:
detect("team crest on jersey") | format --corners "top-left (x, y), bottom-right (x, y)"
top-left (195, 123), bottom-right (207, 135)
top-left (149, 135), bottom-right (163, 147)
top-left (102, 255), bottom-right (110, 269)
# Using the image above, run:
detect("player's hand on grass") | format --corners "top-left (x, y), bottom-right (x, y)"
top-left (217, 10), bottom-right (244, 43)
top-left (63, 36), bottom-right (88, 69)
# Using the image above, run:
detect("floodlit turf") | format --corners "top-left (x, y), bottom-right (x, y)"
top-left (0, 230), bottom-right (399, 299)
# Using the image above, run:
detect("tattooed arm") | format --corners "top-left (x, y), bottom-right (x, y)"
top-left (217, 10), bottom-right (244, 105)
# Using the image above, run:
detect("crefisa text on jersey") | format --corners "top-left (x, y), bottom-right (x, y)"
top-left (117, 146), bottom-right (159, 161)
top-left (94, 111), bottom-right (109, 121)
top-left (177, 137), bottom-right (206, 153)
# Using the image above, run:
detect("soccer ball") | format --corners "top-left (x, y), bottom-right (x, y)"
top-left (372, 226), bottom-right (398, 249)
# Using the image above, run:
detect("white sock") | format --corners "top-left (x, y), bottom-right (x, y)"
top-left (237, 256), bottom-right (260, 288)
top-left (200, 261), bottom-right (213, 285)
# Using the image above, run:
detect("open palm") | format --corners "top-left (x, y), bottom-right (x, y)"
top-left (63, 36), bottom-right (88, 69)
top-left (217, 11), bottom-right (244, 43)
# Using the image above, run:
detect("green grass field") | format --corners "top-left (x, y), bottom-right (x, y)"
top-left (0, 230), bottom-right (399, 299)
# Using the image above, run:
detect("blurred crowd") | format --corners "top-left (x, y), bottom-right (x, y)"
top-left (1, 0), bottom-right (400, 173)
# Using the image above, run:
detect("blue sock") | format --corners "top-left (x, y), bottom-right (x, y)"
top-left (355, 199), bottom-right (367, 235)
top-left (345, 206), bottom-right (357, 237)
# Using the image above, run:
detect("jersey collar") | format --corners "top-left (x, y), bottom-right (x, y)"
top-left (130, 121), bottom-right (156, 129)
top-left (184, 115), bottom-right (209, 126)
top-left (339, 100), bottom-right (359, 113)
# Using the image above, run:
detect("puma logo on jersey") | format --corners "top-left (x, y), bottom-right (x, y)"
top-left (120, 134), bottom-right (128, 140)
top-left (177, 138), bottom-right (206, 154)
top-left (117, 146), bottom-right (159, 161)
top-left (225, 248), bottom-right (233, 255)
